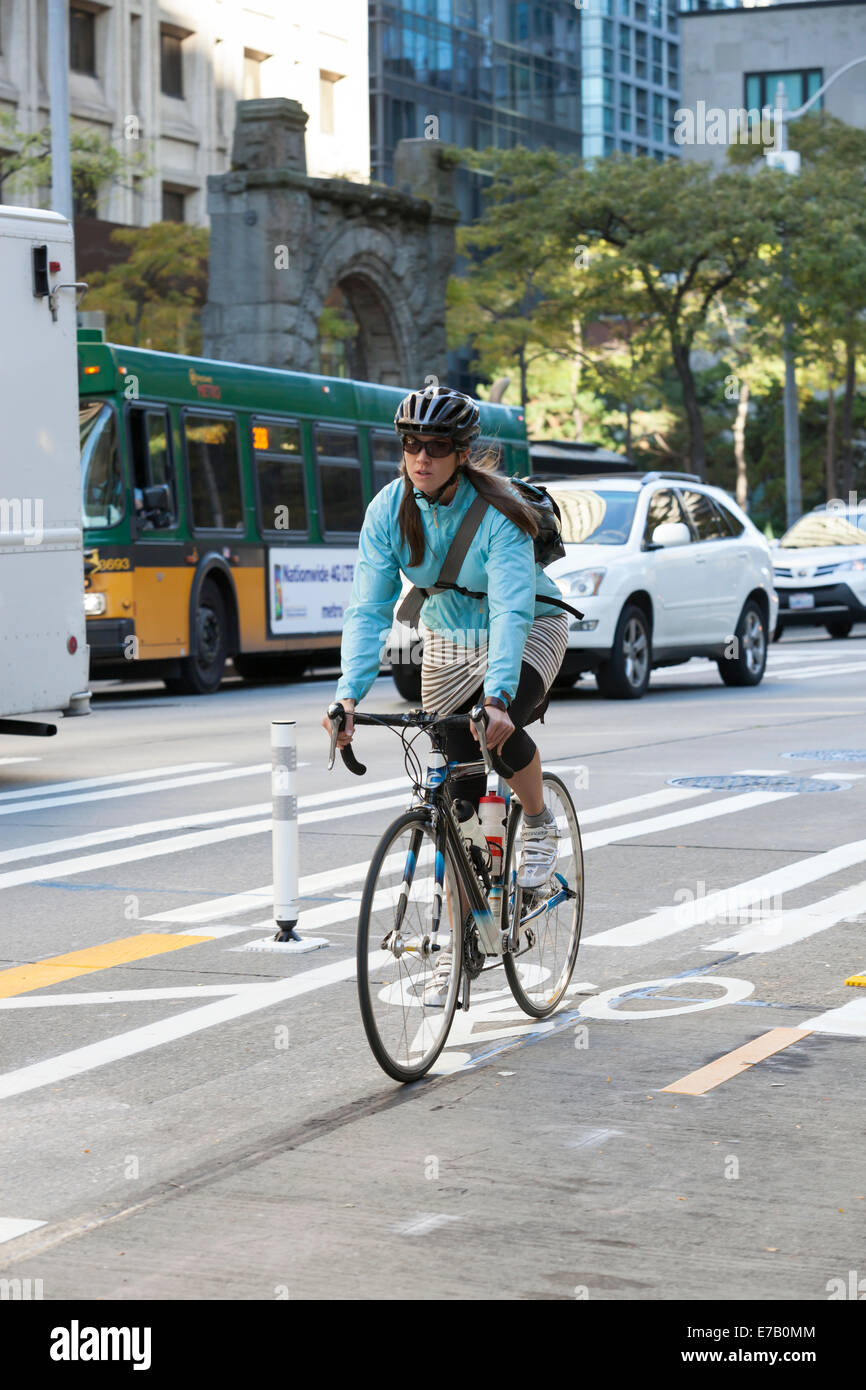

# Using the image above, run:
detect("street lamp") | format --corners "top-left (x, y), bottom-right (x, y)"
top-left (764, 56), bottom-right (866, 528)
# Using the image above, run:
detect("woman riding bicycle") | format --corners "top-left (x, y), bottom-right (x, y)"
top-left (322, 384), bottom-right (569, 895)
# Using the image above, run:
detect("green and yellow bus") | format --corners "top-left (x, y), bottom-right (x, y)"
top-left (77, 331), bottom-right (530, 693)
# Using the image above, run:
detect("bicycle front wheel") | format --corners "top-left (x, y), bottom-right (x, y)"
top-left (502, 771), bottom-right (584, 1018)
top-left (356, 812), bottom-right (462, 1082)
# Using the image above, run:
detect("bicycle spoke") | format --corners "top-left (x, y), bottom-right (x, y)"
top-left (357, 815), bottom-right (462, 1080)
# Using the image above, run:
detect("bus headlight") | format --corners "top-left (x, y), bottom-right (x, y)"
top-left (84, 593), bottom-right (107, 616)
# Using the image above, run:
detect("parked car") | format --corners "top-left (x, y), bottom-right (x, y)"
top-left (387, 471), bottom-right (778, 700)
top-left (771, 505), bottom-right (866, 639)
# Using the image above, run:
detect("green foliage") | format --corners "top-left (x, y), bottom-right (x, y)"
top-left (84, 223), bottom-right (209, 354)
top-left (0, 111), bottom-right (149, 210)
top-left (449, 127), bottom-right (866, 513)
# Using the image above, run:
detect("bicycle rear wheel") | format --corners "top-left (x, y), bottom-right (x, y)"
top-left (502, 771), bottom-right (584, 1018)
top-left (357, 811), bottom-right (462, 1082)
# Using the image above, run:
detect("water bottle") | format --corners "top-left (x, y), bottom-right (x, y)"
top-left (479, 793), bottom-right (506, 882)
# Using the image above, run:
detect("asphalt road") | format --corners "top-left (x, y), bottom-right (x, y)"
top-left (0, 629), bottom-right (865, 1302)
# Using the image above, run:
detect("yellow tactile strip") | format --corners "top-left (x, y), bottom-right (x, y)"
top-left (0, 934), bottom-right (213, 999)
top-left (845, 974), bottom-right (866, 988)
top-left (661, 1027), bottom-right (814, 1096)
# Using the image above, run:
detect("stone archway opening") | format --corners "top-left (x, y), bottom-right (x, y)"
top-left (318, 276), bottom-right (405, 385)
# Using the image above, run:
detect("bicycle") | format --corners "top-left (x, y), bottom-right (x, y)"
top-left (325, 701), bottom-right (584, 1083)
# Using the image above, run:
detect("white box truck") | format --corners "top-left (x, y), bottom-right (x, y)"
top-left (0, 205), bottom-right (90, 733)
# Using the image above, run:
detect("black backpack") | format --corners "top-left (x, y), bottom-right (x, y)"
top-left (396, 479), bottom-right (582, 627)
top-left (510, 478), bottom-right (567, 568)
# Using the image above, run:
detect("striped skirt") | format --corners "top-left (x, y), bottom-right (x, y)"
top-left (420, 611), bottom-right (570, 718)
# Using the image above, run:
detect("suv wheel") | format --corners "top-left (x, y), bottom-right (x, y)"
top-left (717, 599), bottom-right (767, 687)
top-left (825, 618), bottom-right (854, 639)
top-left (595, 604), bottom-right (651, 699)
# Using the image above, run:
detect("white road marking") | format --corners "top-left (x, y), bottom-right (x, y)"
top-left (771, 661), bottom-right (866, 681)
top-left (707, 880), bottom-right (866, 954)
top-left (579, 786), bottom-right (706, 823)
top-left (148, 789), bottom-right (789, 932)
top-left (0, 763), bottom-right (225, 804)
top-left (0, 794), bottom-right (410, 894)
top-left (799, 998), bottom-right (866, 1037)
top-left (586, 837), bottom-right (866, 947)
top-left (0, 764), bottom-right (269, 818)
top-left (0, 1218), bottom-right (47, 1243)
top-left (0, 758), bottom-right (41, 767)
top-left (578, 976), bottom-right (754, 1020)
top-left (581, 788), bottom-right (795, 854)
top-left (0, 955), bottom-right (362, 1101)
top-left (0, 984), bottom-right (258, 1009)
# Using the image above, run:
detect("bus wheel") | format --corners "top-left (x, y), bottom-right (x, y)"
top-left (165, 580), bottom-right (228, 695)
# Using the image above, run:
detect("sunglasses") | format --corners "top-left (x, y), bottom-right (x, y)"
top-left (402, 436), bottom-right (455, 458)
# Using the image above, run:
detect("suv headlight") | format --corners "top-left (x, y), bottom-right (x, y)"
top-left (833, 558), bottom-right (866, 574)
top-left (84, 592), bottom-right (107, 616)
top-left (557, 568), bottom-right (606, 598)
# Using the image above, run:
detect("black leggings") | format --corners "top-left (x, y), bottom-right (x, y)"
top-left (444, 661), bottom-right (546, 808)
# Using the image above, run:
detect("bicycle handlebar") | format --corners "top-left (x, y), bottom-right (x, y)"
top-left (325, 702), bottom-right (514, 781)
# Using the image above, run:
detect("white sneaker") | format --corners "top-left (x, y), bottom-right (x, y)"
top-left (423, 948), bottom-right (453, 1007)
top-left (518, 810), bottom-right (558, 889)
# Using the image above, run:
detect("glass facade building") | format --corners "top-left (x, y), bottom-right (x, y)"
top-left (369, 0), bottom-right (683, 196)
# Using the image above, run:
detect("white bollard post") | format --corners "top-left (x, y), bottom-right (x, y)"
top-left (269, 721), bottom-right (328, 953)
top-left (272, 721), bottom-right (300, 943)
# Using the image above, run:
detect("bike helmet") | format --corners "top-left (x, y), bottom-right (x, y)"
top-left (394, 386), bottom-right (481, 446)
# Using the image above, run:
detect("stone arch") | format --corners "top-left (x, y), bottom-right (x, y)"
top-left (301, 227), bottom-right (415, 385)
top-left (203, 101), bottom-right (457, 384)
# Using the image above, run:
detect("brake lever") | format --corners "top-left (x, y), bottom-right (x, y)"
top-left (327, 701), bottom-right (367, 776)
top-left (470, 704), bottom-right (514, 781)
top-left (326, 701), bottom-right (343, 771)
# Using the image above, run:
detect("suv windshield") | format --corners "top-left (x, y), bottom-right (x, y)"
top-left (781, 512), bottom-right (866, 548)
top-left (549, 488), bottom-right (638, 545)
top-left (80, 400), bottom-right (124, 528)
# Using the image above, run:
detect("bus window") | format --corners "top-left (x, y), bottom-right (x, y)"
top-left (129, 406), bottom-right (176, 529)
top-left (79, 400), bottom-right (124, 528)
top-left (370, 430), bottom-right (402, 496)
top-left (184, 412), bottom-right (243, 531)
top-left (315, 425), bottom-right (363, 536)
top-left (251, 419), bottom-right (308, 535)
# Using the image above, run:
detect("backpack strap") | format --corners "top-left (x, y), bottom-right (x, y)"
top-left (396, 492), bottom-right (489, 626)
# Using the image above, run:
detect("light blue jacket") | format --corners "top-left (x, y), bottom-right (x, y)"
top-left (334, 474), bottom-right (564, 705)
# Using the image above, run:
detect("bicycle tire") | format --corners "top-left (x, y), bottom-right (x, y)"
top-left (502, 771), bottom-right (584, 1018)
top-left (356, 811), bottom-right (463, 1082)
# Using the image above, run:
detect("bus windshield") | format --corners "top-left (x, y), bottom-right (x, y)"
top-left (80, 400), bottom-right (124, 528)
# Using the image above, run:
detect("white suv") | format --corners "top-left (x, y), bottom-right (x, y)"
top-left (546, 472), bottom-right (778, 697)
top-left (387, 471), bottom-right (778, 702)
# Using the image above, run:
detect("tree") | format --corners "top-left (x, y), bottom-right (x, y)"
top-left (446, 146), bottom-right (578, 410)
top-left (560, 155), bottom-right (772, 477)
top-left (0, 111), bottom-right (148, 212)
top-left (84, 223), bottom-right (209, 353)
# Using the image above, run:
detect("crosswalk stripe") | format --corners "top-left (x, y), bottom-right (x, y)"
top-left (706, 879), bottom-right (866, 954)
top-left (585, 837), bottom-right (866, 947)
top-left (0, 763), bottom-right (270, 819)
top-left (0, 763), bottom-right (225, 804)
